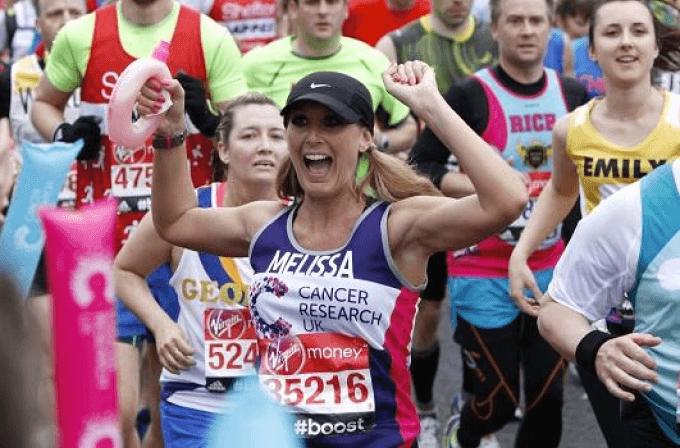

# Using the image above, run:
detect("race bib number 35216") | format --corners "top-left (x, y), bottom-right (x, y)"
top-left (259, 333), bottom-right (375, 438)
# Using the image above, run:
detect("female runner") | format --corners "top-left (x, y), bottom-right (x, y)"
top-left (113, 93), bottom-right (289, 447)
top-left (508, 0), bottom-right (680, 445)
top-left (143, 62), bottom-right (528, 447)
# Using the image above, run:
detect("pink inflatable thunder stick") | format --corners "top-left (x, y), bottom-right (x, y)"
top-left (40, 199), bottom-right (120, 448)
top-left (107, 40), bottom-right (172, 149)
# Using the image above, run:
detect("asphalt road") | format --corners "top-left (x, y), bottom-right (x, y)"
top-left (431, 297), bottom-right (609, 448)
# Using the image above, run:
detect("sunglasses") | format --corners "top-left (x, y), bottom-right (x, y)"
top-left (650, 0), bottom-right (680, 29)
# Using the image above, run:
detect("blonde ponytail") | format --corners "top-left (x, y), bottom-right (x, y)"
top-left (357, 148), bottom-right (442, 201)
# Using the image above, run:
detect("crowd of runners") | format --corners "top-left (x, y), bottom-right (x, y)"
top-left (0, 0), bottom-right (679, 447)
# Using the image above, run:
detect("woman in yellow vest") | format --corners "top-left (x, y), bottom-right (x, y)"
top-left (508, 0), bottom-right (680, 446)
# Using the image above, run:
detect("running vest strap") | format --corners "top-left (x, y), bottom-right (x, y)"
top-left (163, 182), bottom-right (256, 414)
top-left (566, 90), bottom-right (680, 215)
top-left (629, 162), bottom-right (680, 445)
top-left (208, 0), bottom-right (277, 53)
top-left (249, 201), bottom-right (420, 447)
top-left (449, 68), bottom-right (568, 278)
top-left (390, 16), bottom-right (496, 94)
top-left (79, 3), bottom-right (212, 252)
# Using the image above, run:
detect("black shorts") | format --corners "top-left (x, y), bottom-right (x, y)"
top-left (421, 251), bottom-right (446, 302)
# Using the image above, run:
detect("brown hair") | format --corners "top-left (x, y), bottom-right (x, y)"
top-left (555, 0), bottom-right (594, 20)
top-left (277, 146), bottom-right (442, 202)
top-left (588, 0), bottom-right (660, 50)
top-left (211, 93), bottom-right (281, 182)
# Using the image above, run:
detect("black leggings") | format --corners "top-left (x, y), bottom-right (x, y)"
top-left (576, 318), bottom-right (634, 447)
top-left (454, 314), bottom-right (566, 448)
top-left (621, 394), bottom-right (680, 448)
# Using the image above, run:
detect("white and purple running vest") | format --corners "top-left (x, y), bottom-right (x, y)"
top-left (249, 200), bottom-right (420, 447)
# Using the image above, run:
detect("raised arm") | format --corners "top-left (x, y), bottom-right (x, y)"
top-left (508, 115), bottom-right (580, 311)
top-left (113, 214), bottom-right (194, 374)
top-left (385, 61), bottom-right (528, 257)
top-left (140, 79), bottom-right (281, 256)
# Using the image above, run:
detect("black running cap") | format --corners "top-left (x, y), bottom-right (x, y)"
top-left (281, 71), bottom-right (375, 132)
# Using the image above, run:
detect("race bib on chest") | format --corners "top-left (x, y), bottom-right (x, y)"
top-left (204, 308), bottom-right (258, 392)
top-left (111, 163), bottom-right (152, 199)
top-left (259, 333), bottom-right (375, 438)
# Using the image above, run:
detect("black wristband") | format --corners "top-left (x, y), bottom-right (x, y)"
top-left (575, 330), bottom-right (615, 376)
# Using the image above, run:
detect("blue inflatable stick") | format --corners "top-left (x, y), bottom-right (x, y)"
top-left (207, 376), bottom-right (302, 448)
top-left (0, 140), bottom-right (82, 298)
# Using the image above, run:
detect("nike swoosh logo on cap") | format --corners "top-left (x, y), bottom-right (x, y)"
top-left (310, 83), bottom-right (331, 89)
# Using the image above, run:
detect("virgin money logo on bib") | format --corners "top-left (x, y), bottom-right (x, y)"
top-left (113, 144), bottom-right (148, 164)
top-left (264, 335), bottom-right (306, 375)
top-left (207, 309), bottom-right (247, 340)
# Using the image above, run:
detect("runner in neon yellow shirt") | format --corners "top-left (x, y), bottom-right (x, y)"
top-left (242, 0), bottom-right (417, 156)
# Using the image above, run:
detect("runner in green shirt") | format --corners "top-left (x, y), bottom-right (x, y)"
top-left (243, 0), bottom-right (418, 156)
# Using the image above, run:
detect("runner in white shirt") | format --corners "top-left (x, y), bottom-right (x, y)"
top-left (539, 160), bottom-right (680, 448)
top-left (113, 93), bottom-right (288, 447)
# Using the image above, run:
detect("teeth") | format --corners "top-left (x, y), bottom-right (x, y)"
top-left (304, 154), bottom-right (330, 161)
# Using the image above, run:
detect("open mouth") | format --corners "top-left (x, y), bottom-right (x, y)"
top-left (303, 154), bottom-right (333, 175)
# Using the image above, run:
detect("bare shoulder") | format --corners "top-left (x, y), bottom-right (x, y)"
top-left (387, 195), bottom-right (450, 234)
top-left (553, 113), bottom-right (571, 144)
top-left (242, 200), bottom-right (289, 238)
